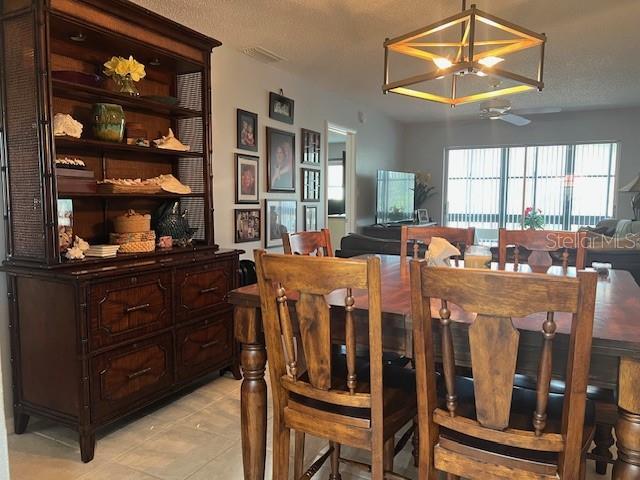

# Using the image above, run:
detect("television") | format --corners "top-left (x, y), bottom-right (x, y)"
top-left (376, 170), bottom-right (416, 224)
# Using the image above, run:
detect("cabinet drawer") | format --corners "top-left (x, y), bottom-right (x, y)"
top-left (90, 334), bottom-right (173, 421)
top-left (176, 313), bottom-right (233, 381)
top-left (175, 261), bottom-right (233, 322)
top-left (89, 272), bottom-right (172, 349)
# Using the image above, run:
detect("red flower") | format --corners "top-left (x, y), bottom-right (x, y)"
top-left (524, 207), bottom-right (533, 216)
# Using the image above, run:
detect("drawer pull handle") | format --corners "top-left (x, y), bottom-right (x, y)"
top-left (125, 303), bottom-right (150, 314)
top-left (199, 286), bottom-right (219, 295)
top-left (200, 340), bottom-right (220, 350)
top-left (127, 367), bottom-right (152, 380)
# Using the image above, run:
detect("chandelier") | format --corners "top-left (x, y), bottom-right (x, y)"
top-left (383, 1), bottom-right (546, 106)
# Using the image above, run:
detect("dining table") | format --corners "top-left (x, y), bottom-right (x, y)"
top-left (229, 254), bottom-right (640, 480)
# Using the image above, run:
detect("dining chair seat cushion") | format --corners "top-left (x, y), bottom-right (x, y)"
top-left (291, 363), bottom-right (417, 438)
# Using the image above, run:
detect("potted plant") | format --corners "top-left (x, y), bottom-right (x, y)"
top-left (103, 55), bottom-right (146, 96)
top-left (524, 207), bottom-right (545, 230)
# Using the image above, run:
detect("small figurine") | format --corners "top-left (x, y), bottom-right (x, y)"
top-left (53, 113), bottom-right (83, 138)
top-left (153, 128), bottom-right (190, 151)
top-left (153, 201), bottom-right (198, 247)
top-left (64, 236), bottom-right (90, 260)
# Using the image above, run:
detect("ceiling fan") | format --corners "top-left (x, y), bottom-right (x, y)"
top-left (479, 98), bottom-right (561, 126)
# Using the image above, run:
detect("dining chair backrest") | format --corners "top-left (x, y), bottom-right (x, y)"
top-left (410, 262), bottom-right (598, 478)
top-left (400, 225), bottom-right (475, 263)
top-left (283, 228), bottom-right (334, 256)
top-left (498, 229), bottom-right (587, 271)
top-left (254, 249), bottom-right (384, 421)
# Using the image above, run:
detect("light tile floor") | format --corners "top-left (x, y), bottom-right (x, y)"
top-left (7, 372), bottom-right (611, 479)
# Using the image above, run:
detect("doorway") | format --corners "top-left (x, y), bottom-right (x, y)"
top-left (326, 123), bottom-right (356, 249)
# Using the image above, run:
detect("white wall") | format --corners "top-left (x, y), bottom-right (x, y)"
top-left (212, 48), bottom-right (403, 257)
top-left (402, 106), bottom-right (640, 223)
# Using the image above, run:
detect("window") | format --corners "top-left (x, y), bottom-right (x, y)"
top-left (445, 142), bottom-right (617, 243)
top-left (328, 160), bottom-right (345, 215)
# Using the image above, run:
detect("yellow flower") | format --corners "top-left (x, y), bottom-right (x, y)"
top-left (103, 56), bottom-right (121, 77)
top-left (115, 58), bottom-right (129, 76)
top-left (126, 56), bottom-right (146, 82)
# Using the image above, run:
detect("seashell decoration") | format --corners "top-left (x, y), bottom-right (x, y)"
top-left (64, 236), bottom-right (91, 260)
top-left (153, 128), bottom-right (190, 151)
top-left (53, 113), bottom-right (83, 138)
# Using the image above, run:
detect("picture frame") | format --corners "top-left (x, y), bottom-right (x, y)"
top-left (234, 208), bottom-right (261, 243)
top-left (265, 199), bottom-right (297, 248)
top-left (269, 92), bottom-right (295, 124)
top-left (304, 206), bottom-right (318, 231)
top-left (57, 199), bottom-right (73, 252)
top-left (417, 208), bottom-right (430, 223)
top-left (237, 109), bottom-right (258, 152)
top-left (301, 128), bottom-right (321, 164)
top-left (267, 127), bottom-right (296, 192)
top-left (301, 167), bottom-right (321, 202)
top-left (235, 153), bottom-right (260, 204)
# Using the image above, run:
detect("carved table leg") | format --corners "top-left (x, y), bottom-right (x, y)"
top-left (591, 423), bottom-right (614, 475)
top-left (235, 306), bottom-right (268, 480)
top-left (612, 358), bottom-right (640, 480)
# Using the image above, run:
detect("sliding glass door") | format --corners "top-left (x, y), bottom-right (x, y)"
top-left (445, 142), bottom-right (618, 243)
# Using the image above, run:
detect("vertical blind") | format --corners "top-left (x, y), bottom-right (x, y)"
top-left (445, 143), bottom-right (617, 240)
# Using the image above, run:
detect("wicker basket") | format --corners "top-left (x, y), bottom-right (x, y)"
top-left (117, 239), bottom-right (156, 253)
top-left (98, 183), bottom-right (162, 194)
top-left (109, 231), bottom-right (156, 245)
top-left (113, 210), bottom-right (151, 233)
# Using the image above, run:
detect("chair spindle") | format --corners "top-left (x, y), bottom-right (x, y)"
top-left (413, 241), bottom-right (420, 259)
top-left (439, 300), bottom-right (457, 416)
top-left (345, 288), bottom-right (357, 394)
top-left (533, 311), bottom-right (557, 436)
top-left (276, 284), bottom-right (297, 380)
top-left (562, 249), bottom-right (569, 271)
top-left (514, 245), bottom-right (520, 271)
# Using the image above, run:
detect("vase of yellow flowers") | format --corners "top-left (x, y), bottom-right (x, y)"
top-left (103, 55), bottom-right (146, 96)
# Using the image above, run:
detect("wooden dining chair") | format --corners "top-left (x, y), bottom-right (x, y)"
top-left (410, 262), bottom-right (598, 479)
top-left (255, 251), bottom-right (417, 480)
top-left (400, 226), bottom-right (475, 263)
top-left (498, 228), bottom-right (587, 272)
top-left (283, 228), bottom-right (334, 256)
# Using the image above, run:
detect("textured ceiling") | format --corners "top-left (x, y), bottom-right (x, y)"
top-left (132, 0), bottom-right (640, 123)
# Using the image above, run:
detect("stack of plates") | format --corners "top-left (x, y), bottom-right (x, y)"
top-left (85, 244), bottom-right (121, 257)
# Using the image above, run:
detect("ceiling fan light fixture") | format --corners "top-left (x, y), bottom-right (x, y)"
top-left (383, 2), bottom-right (546, 106)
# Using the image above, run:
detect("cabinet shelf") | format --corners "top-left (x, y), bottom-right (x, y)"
top-left (55, 136), bottom-right (204, 159)
top-left (57, 191), bottom-right (204, 199)
top-left (52, 79), bottom-right (203, 119)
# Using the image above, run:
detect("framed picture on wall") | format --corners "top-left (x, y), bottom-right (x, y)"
top-left (267, 127), bottom-right (296, 192)
top-left (304, 206), bottom-right (317, 231)
top-left (269, 92), bottom-right (295, 124)
top-left (235, 153), bottom-right (259, 204)
top-left (301, 168), bottom-right (320, 202)
top-left (301, 128), bottom-right (321, 164)
top-left (265, 199), bottom-right (297, 248)
top-left (236, 109), bottom-right (258, 152)
top-left (235, 208), bottom-right (261, 243)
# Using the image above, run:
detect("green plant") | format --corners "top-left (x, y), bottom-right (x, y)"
top-left (523, 207), bottom-right (545, 230)
top-left (413, 172), bottom-right (437, 209)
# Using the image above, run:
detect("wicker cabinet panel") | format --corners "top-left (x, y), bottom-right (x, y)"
top-left (176, 313), bottom-right (233, 381)
top-left (89, 272), bottom-right (171, 349)
top-left (175, 261), bottom-right (232, 322)
top-left (90, 334), bottom-right (173, 421)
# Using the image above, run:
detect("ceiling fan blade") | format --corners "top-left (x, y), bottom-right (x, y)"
top-left (512, 107), bottom-right (562, 115)
top-left (500, 113), bottom-right (531, 126)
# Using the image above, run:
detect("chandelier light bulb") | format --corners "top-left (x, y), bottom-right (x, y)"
top-left (478, 56), bottom-right (504, 68)
top-left (433, 57), bottom-right (453, 69)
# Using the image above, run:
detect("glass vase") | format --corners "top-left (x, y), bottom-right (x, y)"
top-left (114, 76), bottom-right (139, 96)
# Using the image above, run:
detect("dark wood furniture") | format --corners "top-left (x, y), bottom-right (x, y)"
top-left (499, 229), bottom-right (587, 272)
top-left (400, 225), bottom-right (475, 262)
top-left (411, 263), bottom-right (598, 479)
top-left (230, 255), bottom-right (640, 480)
top-left (255, 251), bottom-right (416, 480)
top-left (362, 222), bottom-right (437, 240)
top-left (0, 0), bottom-right (239, 462)
top-left (282, 228), bottom-right (334, 256)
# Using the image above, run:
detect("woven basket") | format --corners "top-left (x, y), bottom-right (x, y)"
top-left (98, 184), bottom-right (162, 194)
top-left (117, 239), bottom-right (156, 253)
top-left (113, 210), bottom-right (151, 233)
top-left (109, 231), bottom-right (156, 245)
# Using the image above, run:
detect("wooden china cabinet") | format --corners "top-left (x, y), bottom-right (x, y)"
top-left (0, 0), bottom-right (239, 462)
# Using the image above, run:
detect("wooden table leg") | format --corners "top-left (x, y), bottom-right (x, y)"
top-left (612, 358), bottom-right (640, 479)
top-left (235, 306), bottom-right (268, 480)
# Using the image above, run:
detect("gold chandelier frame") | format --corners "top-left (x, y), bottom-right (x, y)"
top-left (383, 3), bottom-right (546, 106)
